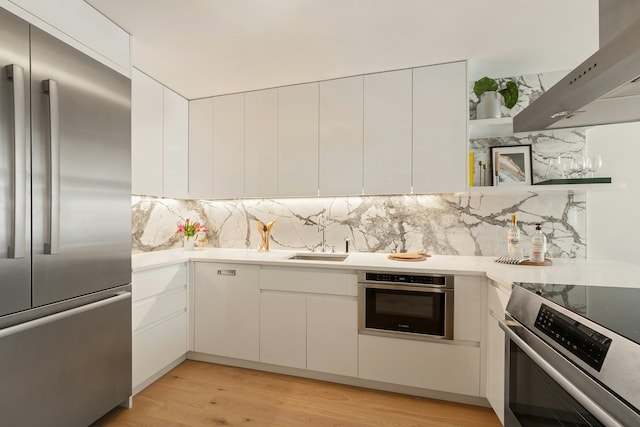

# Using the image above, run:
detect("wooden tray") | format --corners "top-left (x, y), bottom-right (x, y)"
top-left (387, 253), bottom-right (430, 262)
top-left (520, 259), bottom-right (553, 266)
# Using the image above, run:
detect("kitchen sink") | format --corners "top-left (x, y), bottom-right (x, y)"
top-left (287, 253), bottom-right (349, 262)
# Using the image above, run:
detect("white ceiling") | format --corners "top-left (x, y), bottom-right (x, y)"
top-left (87, 0), bottom-right (599, 100)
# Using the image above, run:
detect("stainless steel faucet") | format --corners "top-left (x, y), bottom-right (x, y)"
top-left (317, 215), bottom-right (327, 252)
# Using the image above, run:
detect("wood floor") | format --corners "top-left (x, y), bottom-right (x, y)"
top-left (93, 360), bottom-right (501, 427)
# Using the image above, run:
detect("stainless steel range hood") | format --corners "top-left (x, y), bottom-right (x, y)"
top-left (513, 0), bottom-right (640, 132)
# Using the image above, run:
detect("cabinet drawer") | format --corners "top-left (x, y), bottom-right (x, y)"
top-left (132, 288), bottom-right (186, 332)
top-left (132, 312), bottom-right (187, 391)
top-left (358, 334), bottom-right (480, 396)
top-left (132, 264), bottom-right (187, 302)
top-left (260, 267), bottom-right (357, 296)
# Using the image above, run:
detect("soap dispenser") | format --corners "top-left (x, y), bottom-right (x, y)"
top-left (530, 223), bottom-right (547, 262)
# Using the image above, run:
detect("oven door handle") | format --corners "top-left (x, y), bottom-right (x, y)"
top-left (499, 320), bottom-right (624, 427)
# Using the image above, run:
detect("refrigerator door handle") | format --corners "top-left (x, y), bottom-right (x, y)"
top-left (43, 79), bottom-right (60, 255)
top-left (5, 64), bottom-right (26, 259)
top-left (0, 292), bottom-right (130, 338)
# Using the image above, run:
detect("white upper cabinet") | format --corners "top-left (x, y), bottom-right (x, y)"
top-left (319, 76), bottom-right (364, 196)
top-left (163, 87), bottom-right (189, 199)
top-left (278, 83), bottom-right (319, 197)
top-left (131, 69), bottom-right (163, 196)
top-left (132, 69), bottom-right (189, 198)
top-left (363, 69), bottom-right (413, 195)
top-left (188, 98), bottom-right (214, 199)
top-left (245, 89), bottom-right (279, 198)
top-left (213, 93), bottom-right (245, 199)
top-left (413, 62), bottom-right (467, 194)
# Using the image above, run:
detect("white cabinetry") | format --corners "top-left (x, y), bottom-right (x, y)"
top-left (363, 69), bottom-right (412, 195)
top-left (259, 267), bottom-right (358, 376)
top-left (193, 263), bottom-right (260, 361)
top-left (132, 70), bottom-right (188, 198)
top-left (413, 62), bottom-right (467, 194)
top-left (260, 292), bottom-right (307, 369)
top-left (319, 76), bottom-right (364, 196)
top-left (454, 275), bottom-right (484, 342)
top-left (486, 279), bottom-right (511, 424)
top-left (163, 87), bottom-right (189, 199)
top-left (278, 83), bottom-right (319, 197)
top-left (245, 89), bottom-right (279, 198)
top-left (307, 295), bottom-right (358, 376)
top-left (188, 98), bottom-right (214, 199)
top-left (132, 69), bottom-right (163, 196)
top-left (359, 334), bottom-right (480, 396)
top-left (213, 94), bottom-right (245, 198)
top-left (132, 263), bottom-right (188, 394)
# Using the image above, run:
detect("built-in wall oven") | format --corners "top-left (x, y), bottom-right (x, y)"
top-left (501, 283), bottom-right (640, 427)
top-left (358, 271), bottom-right (454, 340)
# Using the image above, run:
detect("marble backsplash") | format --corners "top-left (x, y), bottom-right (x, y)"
top-left (132, 192), bottom-right (586, 258)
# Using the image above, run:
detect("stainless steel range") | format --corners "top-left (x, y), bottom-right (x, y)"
top-left (501, 282), bottom-right (640, 426)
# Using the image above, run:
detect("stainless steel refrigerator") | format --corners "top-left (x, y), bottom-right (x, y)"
top-left (0, 7), bottom-right (132, 426)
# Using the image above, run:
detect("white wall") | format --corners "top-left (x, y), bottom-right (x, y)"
top-left (0, 0), bottom-right (130, 75)
top-left (587, 122), bottom-right (640, 264)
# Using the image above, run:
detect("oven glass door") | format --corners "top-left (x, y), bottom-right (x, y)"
top-left (365, 287), bottom-right (447, 336)
top-left (507, 339), bottom-right (604, 427)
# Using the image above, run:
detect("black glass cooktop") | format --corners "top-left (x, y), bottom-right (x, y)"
top-left (515, 282), bottom-right (640, 346)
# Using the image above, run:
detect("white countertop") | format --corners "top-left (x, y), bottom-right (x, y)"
top-left (132, 248), bottom-right (640, 290)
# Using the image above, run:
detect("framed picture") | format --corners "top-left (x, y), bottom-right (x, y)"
top-left (490, 145), bottom-right (533, 186)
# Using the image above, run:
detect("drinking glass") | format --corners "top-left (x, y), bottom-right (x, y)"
top-left (586, 155), bottom-right (602, 178)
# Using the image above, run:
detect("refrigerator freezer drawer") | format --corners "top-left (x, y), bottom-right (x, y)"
top-left (0, 292), bottom-right (132, 426)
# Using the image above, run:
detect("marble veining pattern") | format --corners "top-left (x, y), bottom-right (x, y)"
top-left (132, 193), bottom-right (585, 259)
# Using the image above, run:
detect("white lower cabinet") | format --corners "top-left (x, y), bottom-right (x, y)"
top-left (193, 263), bottom-right (260, 361)
top-left (132, 263), bottom-right (188, 393)
top-left (259, 292), bottom-right (307, 369)
top-left (259, 267), bottom-right (358, 376)
top-left (307, 295), bottom-right (358, 377)
top-left (486, 280), bottom-right (511, 424)
top-left (259, 292), bottom-right (358, 376)
top-left (359, 334), bottom-right (480, 396)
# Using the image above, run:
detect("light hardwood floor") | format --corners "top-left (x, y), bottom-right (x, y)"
top-left (93, 360), bottom-right (501, 427)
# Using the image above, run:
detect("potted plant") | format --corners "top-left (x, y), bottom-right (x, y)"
top-left (473, 76), bottom-right (519, 119)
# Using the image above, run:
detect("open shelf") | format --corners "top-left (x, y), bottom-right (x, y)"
top-left (468, 117), bottom-right (513, 138)
top-left (461, 182), bottom-right (627, 196)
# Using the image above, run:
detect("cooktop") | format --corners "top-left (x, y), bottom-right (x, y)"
top-left (515, 282), bottom-right (640, 346)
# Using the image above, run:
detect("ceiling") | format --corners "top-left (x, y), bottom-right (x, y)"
top-left (87, 0), bottom-right (599, 100)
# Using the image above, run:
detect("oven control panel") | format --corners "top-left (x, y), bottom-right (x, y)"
top-left (535, 304), bottom-right (612, 371)
top-left (362, 272), bottom-right (452, 288)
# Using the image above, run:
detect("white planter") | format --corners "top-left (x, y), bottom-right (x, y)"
top-left (477, 91), bottom-right (501, 119)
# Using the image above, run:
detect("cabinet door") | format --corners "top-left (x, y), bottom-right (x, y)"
top-left (307, 295), bottom-right (358, 377)
top-left (245, 89), bottom-right (278, 198)
top-left (259, 292), bottom-right (306, 369)
top-left (213, 93), bottom-right (245, 198)
top-left (486, 281), bottom-right (510, 424)
top-left (486, 311), bottom-right (505, 424)
top-left (163, 87), bottom-right (189, 198)
top-left (278, 83), bottom-right (319, 197)
top-left (413, 62), bottom-right (467, 194)
top-left (131, 69), bottom-right (163, 196)
top-left (363, 69), bottom-right (412, 195)
top-left (193, 263), bottom-right (260, 361)
top-left (319, 76), bottom-right (364, 196)
top-left (188, 98), bottom-right (214, 199)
